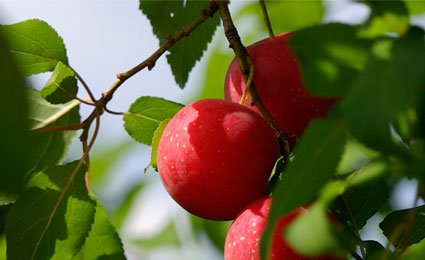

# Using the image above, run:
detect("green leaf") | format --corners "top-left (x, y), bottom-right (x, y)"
top-left (289, 23), bottom-right (372, 97)
top-left (40, 61), bottom-right (78, 104)
top-left (332, 162), bottom-right (389, 231)
top-left (26, 88), bottom-right (80, 173)
top-left (261, 119), bottom-right (347, 259)
top-left (133, 221), bottom-right (180, 249)
top-left (72, 198), bottom-right (125, 260)
top-left (0, 27), bottom-right (31, 204)
top-left (286, 202), bottom-right (345, 257)
top-left (0, 235), bottom-right (5, 260)
top-left (342, 27), bottom-right (425, 153)
top-left (0, 19), bottom-right (68, 77)
top-left (146, 119), bottom-right (170, 172)
top-left (403, 0), bottom-right (425, 15)
top-left (360, 0), bottom-right (409, 38)
top-left (139, 0), bottom-right (220, 88)
top-left (380, 205), bottom-right (425, 247)
top-left (401, 236), bottom-right (425, 260)
top-left (5, 161), bottom-right (95, 260)
top-left (363, 240), bottom-right (386, 260)
top-left (123, 96), bottom-right (183, 145)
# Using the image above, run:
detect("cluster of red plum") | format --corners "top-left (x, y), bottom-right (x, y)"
top-left (157, 33), bottom-right (343, 260)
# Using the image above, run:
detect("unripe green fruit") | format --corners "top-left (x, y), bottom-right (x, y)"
top-left (157, 99), bottom-right (280, 221)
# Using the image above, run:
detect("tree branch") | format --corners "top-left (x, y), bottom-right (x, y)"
top-left (214, 0), bottom-right (290, 162)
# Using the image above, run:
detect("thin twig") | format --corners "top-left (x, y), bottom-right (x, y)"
top-left (101, 1), bottom-right (219, 104)
top-left (69, 66), bottom-right (97, 102)
top-left (259, 0), bottom-right (274, 40)
top-left (104, 106), bottom-right (124, 115)
top-left (342, 195), bottom-right (366, 258)
top-left (239, 59), bottom-right (254, 105)
top-left (82, 138), bottom-right (90, 192)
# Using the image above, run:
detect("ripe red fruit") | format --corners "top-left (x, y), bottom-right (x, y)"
top-left (224, 33), bottom-right (338, 146)
top-left (157, 99), bottom-right (280, 221)
top-left (224, 197), bottom-right (345, 260)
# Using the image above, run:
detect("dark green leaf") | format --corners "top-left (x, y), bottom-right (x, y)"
top-left (40, 62), bottom-right (77, 104)
top-left (332, 162), bottom-right (389, 231)
top-left (289, 23), bottom-right (372, 97)
top-left (123, 96), bottom-right (183, 145)
top-left (191, 215), bottom-right (231, 252)
top-left (6, 161), bottom-right (95, 260)
top-left (261, 119), bottom-right (347, 259)
top-left (73, 198), bottom-right (125, 260)
top-left (363, 240), bottom-right (386, 260)
top-left (0, 19), bottom-right (68, 77)
top-left (26, 88), bottom-right (80, 173)
top-left (133, 221), bottom-right (180, 249)
top-left (380, 205), bottom-right (425, 247)
top-left (139, 0), bottom-right (220, 88)
top-left (146, 119), bottom-right (170, 172)
top-left (342, 27), bottom-right (425, 153)
top-left (0, 27), bottom-right (31, 204)
top-left (360, 0), bottom-right (409, 37)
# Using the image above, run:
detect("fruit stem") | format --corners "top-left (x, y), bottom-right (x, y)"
top-left (259, 0), bottom-right (274, 40)
top-left (239, 59), bottom-right (254, 105)
top-left (215, 0), bottom-right (290, 159)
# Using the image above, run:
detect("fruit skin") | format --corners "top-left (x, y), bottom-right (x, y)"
top-left (157, 99), bottom-right (280, 221)
top-left (224, 197), bottom-right (345, 260)
top-left (224, 33), bottom-right (338, 147)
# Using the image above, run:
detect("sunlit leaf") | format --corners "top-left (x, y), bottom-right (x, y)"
top-left (40, 61), bottom-right (78, 104)
top-left (72, 198), bottom-right (125, 260)
top-left (403, 0), bottom-right (425, 15)
top-left (401, 237), bottom-right (425, 260)
top-left (123, 96), bottom-right (183, 145)
top-left (0, 19), bottom-right (68, 77)
top-left (6, 161), bottom-right (95, 260)
top-left (26, 88), bottom-right (80, 173)
top-left (146, 119), bottom-right (170, 172)
top-left (360, 0), bottom-right (409, 37)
